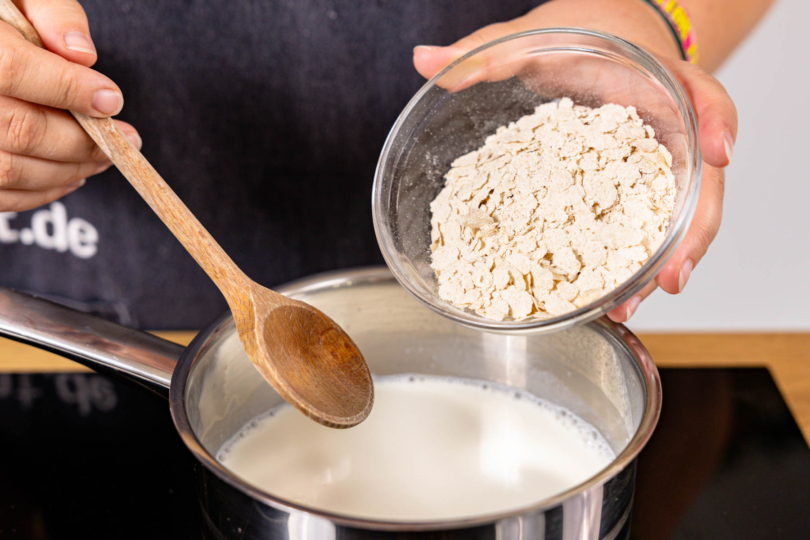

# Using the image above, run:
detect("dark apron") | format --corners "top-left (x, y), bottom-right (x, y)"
top-left (0, 0), bottom-right (540, 329)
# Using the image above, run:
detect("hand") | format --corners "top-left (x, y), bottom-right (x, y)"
top-left (413, 0), bottom-right (737, 323)
top-left (0, 0), bottom-right (141, 212)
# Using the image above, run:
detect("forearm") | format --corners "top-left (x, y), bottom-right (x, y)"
top-left (534, 0), bottom-right (777, 72)
top-left (664, 0), bottom-right (778, 71)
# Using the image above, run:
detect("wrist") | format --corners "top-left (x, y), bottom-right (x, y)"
top-left (527, 0), bottom-right (683, 61)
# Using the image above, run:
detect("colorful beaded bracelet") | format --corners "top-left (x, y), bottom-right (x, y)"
top-left (642, 0), bottom-right (699, 64)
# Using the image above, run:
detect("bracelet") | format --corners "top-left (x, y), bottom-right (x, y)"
top-left (641, 0), bottom-right (699, 64)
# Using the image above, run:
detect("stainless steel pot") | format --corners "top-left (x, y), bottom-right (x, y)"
top-left (0, 267), bottom-right (660, 540)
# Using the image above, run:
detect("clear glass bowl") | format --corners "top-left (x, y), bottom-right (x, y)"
top-left (373, 28), bottom-right (701, 334)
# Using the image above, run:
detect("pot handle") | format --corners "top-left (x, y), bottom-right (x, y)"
top-left (0, 287), bottom-right (184, 396)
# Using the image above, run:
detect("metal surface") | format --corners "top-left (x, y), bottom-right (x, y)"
top-left (197, 464), bottom-right (635, 540)
top-left (173, 267), bottom-right (660, 538)
top-left (0, 267), bottom-right (661, 539)
top-left (0, 287), bottom-right (182, 395)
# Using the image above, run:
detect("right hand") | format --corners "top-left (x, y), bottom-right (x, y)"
top-left (0, 0), bottom-right (141, 212)
top-left (414, 0), bottom-right (737, 322)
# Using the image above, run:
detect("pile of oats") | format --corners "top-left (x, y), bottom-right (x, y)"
top-left (429, 98), bottom-right (675, 321)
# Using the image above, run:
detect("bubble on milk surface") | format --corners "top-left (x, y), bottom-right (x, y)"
top-left (218, 373), bottom-right (616, 467)
top-left (216, 409), bottom-right (277, 462)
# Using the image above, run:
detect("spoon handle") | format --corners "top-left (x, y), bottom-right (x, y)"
top-left (0, 0), bottom-right (249, 302)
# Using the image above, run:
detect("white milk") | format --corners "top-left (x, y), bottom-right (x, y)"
top-left (218, 375), bottom-right (615, 521)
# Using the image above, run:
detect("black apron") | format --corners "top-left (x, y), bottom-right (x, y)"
top-left (0, 0), bottom-right (541, 329)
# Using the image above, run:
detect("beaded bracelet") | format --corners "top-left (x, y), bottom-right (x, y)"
top-left (642, 0), bottom-right (699, 64)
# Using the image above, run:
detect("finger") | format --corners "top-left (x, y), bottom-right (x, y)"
top-left (414, 21), bottom-right (624, 94)
top-left (0, 149), bottom-right (107, 190)
top-left (655, 164), bottom-right (725, 295)
top-left (15, 0), bottom-right (97, 66)
top-left (667, 60), bottom-right (738, 168)
top-left (0, 95), bottom-right (140, 161)
top-left (0, 178), bottom-right (83, 212)
top-left (414, 20), bottom-right (526, 81)
top-left (0, 22), bottom-right (122, 116)
top-left (607, 280), bottom-right (658, 323)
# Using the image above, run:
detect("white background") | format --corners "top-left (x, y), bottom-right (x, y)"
top-left (631, 0), bottom-right (810, 331)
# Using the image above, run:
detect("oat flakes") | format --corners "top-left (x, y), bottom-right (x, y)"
top-left (429, 98), bottom-right (675, 321)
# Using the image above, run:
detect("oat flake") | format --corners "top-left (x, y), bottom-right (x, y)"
top-left (429, 98), bottom-right (676, 321)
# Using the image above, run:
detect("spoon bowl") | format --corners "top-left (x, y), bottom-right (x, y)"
top-left (238, 283), bottom-right (374, 428)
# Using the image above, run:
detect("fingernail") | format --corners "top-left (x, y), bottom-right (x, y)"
top-left (723, 131), bottom-right (734, 163)
top-left (93, 160), bottom-right (112, 174)
top-left (679, 259), bottom-right (694, 293)
top-left (125, 131), bottom-right (142, 150)
top-left (92, 89), bottom-right (123, 116)
top-left (64, 31), bottom-right (96, 55)
top-left (414, 45), bottom-right (438, 54)
top-left (625, 296), bottom-right (642, 321)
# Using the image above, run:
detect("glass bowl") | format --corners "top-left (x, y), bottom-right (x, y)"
top-left (372, 28), bottom-right (701, 334)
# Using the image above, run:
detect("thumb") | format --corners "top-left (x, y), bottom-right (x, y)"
top-left (414, 20), bottom-right (526, 80)
top-left (15, 0), bottom-right (97, 66)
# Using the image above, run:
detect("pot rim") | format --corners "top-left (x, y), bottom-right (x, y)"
top-left (170, 266), bottom-right (662, 531)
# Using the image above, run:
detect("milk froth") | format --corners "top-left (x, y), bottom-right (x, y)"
top-left (218, 375), bottom-right (615, 521)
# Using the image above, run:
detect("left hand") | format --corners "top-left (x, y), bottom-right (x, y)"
top-left (412, 0), bottom-right (737, 323)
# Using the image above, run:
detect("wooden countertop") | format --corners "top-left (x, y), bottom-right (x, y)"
top-left (1, 332), bottom-right (808, 443)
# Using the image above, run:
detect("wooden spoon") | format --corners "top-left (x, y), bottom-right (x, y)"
top-left (0, 1), bottom-right (373, 428)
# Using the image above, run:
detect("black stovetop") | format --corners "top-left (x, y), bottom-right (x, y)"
top-left (1, 367), bottom-right (809, 539)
